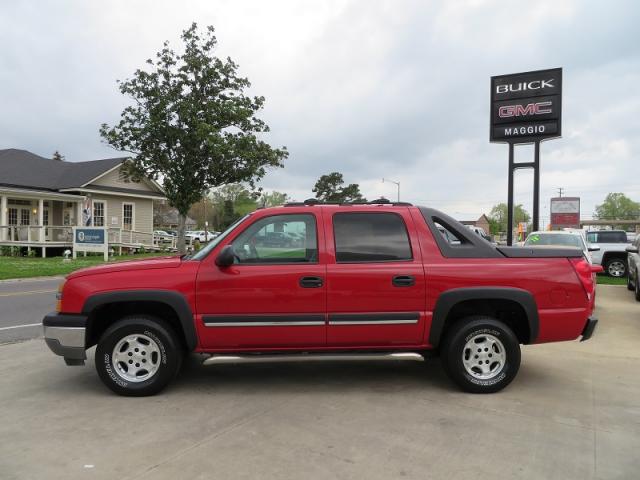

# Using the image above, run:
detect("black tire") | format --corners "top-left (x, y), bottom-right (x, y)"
top-left (440, 316), bottom-right (521, 394)
top-left (627, 271), bottom-right (634, 291)
top-left (604, 257), bottom-right (627, 278)
top-left (635, 270), bottom-right (640, 302)
top-left (95, 316), bottom-right (183, 396)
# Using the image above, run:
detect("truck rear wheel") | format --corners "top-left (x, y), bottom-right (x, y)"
top-left (95, 316), bottom-right (183, 396)
top-left (440, 316), bottom-right (521, 393)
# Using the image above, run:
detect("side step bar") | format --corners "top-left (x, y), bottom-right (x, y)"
top-left (202, 352), bottom-right (424, 366)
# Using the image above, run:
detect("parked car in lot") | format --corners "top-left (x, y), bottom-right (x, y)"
top-left (44, 201), bottom-right (600, 396)
top-left (524, 230), bottom-right (598, 263)
top-left (186, 230), bottom-right (216, 242)
top-left (153, 230), bottom-right (174, 243)
top-left (586, 230), bottom-right (632, 277)
top-left (626, 237), bottom-right (640, 301)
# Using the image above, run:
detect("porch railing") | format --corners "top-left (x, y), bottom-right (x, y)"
top-left (0, 225), bottom-right (158, 248)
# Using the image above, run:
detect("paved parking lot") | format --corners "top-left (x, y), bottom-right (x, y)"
top-left (0, 285), bottom-right (639, 479)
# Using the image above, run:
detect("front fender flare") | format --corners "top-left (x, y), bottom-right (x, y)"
top-left (429, 287), bottom-right (539, 347)
top-left (82, 290), bottom-right (198, 351)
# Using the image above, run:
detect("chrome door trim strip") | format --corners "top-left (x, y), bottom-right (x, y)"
top-left (203, 314), bottom-right (325, 328)
top-left (204, 321), bottom-right (325, 327)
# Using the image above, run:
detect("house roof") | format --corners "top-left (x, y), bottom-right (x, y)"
top-left (0, 148), bottom-right (126, 191)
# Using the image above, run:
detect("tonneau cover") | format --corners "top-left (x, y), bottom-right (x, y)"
top-left (497, 247), bottom-right (583, 258)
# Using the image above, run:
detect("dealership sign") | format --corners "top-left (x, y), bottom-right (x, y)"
top-left (550, 197), bottom-right (580, 228)
top-left (491, 68), bottom-right (562, 143)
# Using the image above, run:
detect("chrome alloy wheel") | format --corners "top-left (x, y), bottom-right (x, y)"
top-left (607, 260), bottom-right (626, 277)
top-left (462, 333), bottom-right (506, 380)
top-left (112, 334), bottom-right (161, 383)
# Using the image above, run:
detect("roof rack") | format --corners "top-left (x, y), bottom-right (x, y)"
top-left (283, 198), bottom-right (413, 207)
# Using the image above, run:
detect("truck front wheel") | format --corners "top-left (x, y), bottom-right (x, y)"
top-left (95, 316), bottom-right (183, 396)
top-left (604, 257), bottom-right (627, 278)
top-left (440, 317), bottom-right (521, 393)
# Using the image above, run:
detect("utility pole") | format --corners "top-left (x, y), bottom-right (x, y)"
top-left (557, 187), bottom-right (564, 198)
top-left (382, 178), bottom-right (400, 202)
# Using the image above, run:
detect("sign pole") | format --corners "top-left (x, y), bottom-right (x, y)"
top-left (490, 68), bottom-right (562, 245)
top-left (507, 142), bottom-right (515, 246)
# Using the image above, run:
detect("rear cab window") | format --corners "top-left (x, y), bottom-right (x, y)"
top-left (588, 231), bottom-right (628, 243)
top-left (332, 212), bottom-right (413, 262)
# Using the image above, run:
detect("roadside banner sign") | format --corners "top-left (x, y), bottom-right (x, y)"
top-left (550, 197), bottom-right (580, 228)
top-left (73, 227), bottom-right (108, 261)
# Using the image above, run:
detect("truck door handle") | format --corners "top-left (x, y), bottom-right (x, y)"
top-left (392, 275), bottom-right (415, 287)
top-left (300, 276), bottom-right (323, 288)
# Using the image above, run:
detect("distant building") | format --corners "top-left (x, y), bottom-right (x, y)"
top-left (153, 202), bottom-right (197, 230)
top-left (460, 214), bottom-right (491, 234)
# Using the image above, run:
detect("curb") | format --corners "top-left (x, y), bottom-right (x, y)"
top-left (0, 275), bottom-right (65, 284)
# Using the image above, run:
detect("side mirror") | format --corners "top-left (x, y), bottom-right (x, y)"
top-left (215, 245), bottom-right (236, 267)
top-left (626, 246), bottom-right (639, 254)
top-left (588, 244), bottom-right (600, 252)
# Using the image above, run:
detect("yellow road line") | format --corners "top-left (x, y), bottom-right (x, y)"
top-left (0, 289), bottom-right (56, 297)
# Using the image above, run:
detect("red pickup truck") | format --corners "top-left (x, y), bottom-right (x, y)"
top-left (43, 201), bottom-right (599, 396)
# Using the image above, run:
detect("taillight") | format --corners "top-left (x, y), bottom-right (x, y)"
top-left (570, 258), bottom-right (596, 300)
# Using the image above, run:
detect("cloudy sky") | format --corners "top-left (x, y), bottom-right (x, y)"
top-left (1, 0), bottom-right (638, 223)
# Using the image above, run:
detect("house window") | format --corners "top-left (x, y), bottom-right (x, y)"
top-left (123, 203), bottom-right (134, 231)
top-left (21, 209), bottom-right (31, 226)
top-left (8, 208), bottom-right (18, 225)
top-left (93, 201), bottom-right (105, 227)
top-left (43, 209), bottom-right (49, 226)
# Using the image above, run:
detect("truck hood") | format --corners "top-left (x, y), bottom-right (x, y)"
top-left (67, 256), bottom-right (183, 279)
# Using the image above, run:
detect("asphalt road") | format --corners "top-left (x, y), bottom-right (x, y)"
top-left (0, 277), bottom-right (61, 343)
top-left (0, 285), bottom-right (639, 479)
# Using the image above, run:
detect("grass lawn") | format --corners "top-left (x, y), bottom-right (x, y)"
top-left (597, 274), bottom-right (627, 286)
top-left (0, 253), bottom-right (173, 281)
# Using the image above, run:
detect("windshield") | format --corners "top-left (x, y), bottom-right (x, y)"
top-left (190, 215), bottom-right (250, 260)
top-left (525, 233), bottom-right (583, 249)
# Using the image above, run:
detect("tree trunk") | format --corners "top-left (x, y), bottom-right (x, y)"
top-left (177, 213), bottom-right (187, 254)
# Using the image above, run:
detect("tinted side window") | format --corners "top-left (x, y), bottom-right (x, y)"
top-left (333, 212), bottom-right (412, 262)
top-left (598, 231), bottom-right (627, 243)
top-left (231, 214), bottom-right (317, 264)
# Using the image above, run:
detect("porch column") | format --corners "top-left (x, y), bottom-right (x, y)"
top-left (38, 198), bottom-right (44, 242)
top-left (0, 195), bottom-right (6, 240)
top-left (76, 201), bottom-right (83, 227)
top-left (0, 195), bottom-right (9, 240)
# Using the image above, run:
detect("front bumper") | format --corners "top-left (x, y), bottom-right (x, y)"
top-left (43, 312), bottom-right (88, 365)
top-left (580, 316), bottom-right (598, 342)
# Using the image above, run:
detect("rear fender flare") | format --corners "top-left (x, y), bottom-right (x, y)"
top-left (429, 287), bottom-right (539, 347)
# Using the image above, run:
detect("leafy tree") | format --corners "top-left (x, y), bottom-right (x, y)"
top-left (209, 184), bottom-right (259, 228)
top-left (259, 190), bottom-right (289, 207)
top-left (595, 193), bottom-right (640, 220)
top-left (221, 200), bottom-right (239, 228)
top-left (312, 172), bottom-right (366, 203)
top-left (52, 151), bottom-right (65, 161)
top-left (99, 23), bottom-right (287, 252)
top-left (489, 203), bottom-right (531, 233)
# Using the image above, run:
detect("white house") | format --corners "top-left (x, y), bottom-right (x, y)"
top-left (0, 149), bottom-right (166, 256)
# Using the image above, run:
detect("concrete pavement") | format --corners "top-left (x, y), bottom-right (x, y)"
top-left (0, 285), bottom-right (639, 479)
top-left (0, 277), bottom-right (61, 343)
